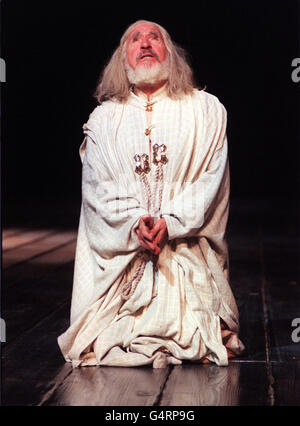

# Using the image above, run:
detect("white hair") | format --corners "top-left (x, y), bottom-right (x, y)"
top-left (95, 19), bottom-right (197, 103)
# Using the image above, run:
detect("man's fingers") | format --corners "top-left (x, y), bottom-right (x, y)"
top-left (149, 221), bottom-right (161, 238)
top-left (136, 230), bottom-right (149, 250)
top-left (147, 240), bottom-right (160, 252)
top-left (139, 239), bottom-right (150, 250)
top-left (153, 228), bottom-right (164, 246)
top-left (137, 217), bottom-right (166, 254)
top-left (154, 225), bottom-right (168, 250)
top-left (150, 219), bottom-right (165, 238)
top-left (136, 229), bottom-right (158, 253)
top-left (140, 225), bottom-right (153, 241)
top-left (142, 215), bottom-right (154, 228)
top-left (139, 220), bottom-right (153, 241)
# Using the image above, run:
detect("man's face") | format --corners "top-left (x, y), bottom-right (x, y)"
top-left (125, 23), bottom-right (167, 70)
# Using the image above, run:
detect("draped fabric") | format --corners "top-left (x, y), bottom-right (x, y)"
top-left (57, 88), bottom-right (245, 368)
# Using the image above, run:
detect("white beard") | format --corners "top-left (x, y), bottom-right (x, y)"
top-left (125, 58), bottom-right (169, 86)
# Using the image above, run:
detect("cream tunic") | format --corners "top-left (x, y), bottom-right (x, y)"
top-left (57, 87), bottom-right (245, 368)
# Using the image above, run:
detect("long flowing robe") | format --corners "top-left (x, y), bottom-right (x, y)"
top-left (57, 88), bottom-right (245, 368)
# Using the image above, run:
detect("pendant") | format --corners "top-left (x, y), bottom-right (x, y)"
top-left (134, 153), bottom-right (150, 174)
top-left (153, 144), bottom-right (168, 165)
top-left (144, 100), bottom-right (156, 112)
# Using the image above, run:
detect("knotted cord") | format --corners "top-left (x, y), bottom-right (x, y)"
top-left (152, 163), bottom-right (164, 219)
top-left (121, 148), bottom-right (167, 301)
top-left (121, 251), bottom-right (149, 300)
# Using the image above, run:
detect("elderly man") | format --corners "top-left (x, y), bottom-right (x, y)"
top-left (58, 20), bottom-right (244, 368)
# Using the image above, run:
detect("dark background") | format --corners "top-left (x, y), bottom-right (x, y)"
top-left (1, 0), bottom-right (299, 227)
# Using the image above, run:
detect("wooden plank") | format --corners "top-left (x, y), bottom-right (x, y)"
top-left (2, 230), bottom-right (77, 269)
top-left (2, 303), bottom-right (72, 406)
top-left (2, 228), bottom-right (27, 240)
top-left (266, 270), bottom-right (300, 362)
top-left (2, 260), bottom-right (74, 344)
top-left (3, 240), bottom-right (76, 288)
top-left (2, 229), bottom-right (55, 252)
top-left (227, 233), bottom-right (266, 361)
top-left (227, 199), bottom-right (268, 362)
top-left (43, 366), bottom-right (170, 406)
top-left (159, 362), bottom-right (269, 406)
top-left (272, 361), bottom-right (300, 405)
top-left (259, 205), bottom-right (300, 362)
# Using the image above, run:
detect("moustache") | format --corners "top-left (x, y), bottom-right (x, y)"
top-left (136, 49), bottom-right (160, 63)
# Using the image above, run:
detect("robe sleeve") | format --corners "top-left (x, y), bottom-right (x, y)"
top-left (161, 101), bottom-right (229, 241)
top-left (80, 135), bottom-right (148, 261)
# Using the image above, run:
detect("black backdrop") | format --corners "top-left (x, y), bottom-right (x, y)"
top-left (1, 1), bottom-right (299, 225)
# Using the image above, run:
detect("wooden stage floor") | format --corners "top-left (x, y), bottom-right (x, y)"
top-left (1, 199), bottom-right (300, 406)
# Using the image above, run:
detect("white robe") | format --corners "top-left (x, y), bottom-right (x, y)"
top-left (57, 87), bottom-right (245, 368)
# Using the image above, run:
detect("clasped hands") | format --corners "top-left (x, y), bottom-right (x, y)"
top-left (136, 214), bottom-right (168, 255)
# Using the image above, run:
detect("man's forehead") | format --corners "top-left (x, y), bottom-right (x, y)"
top-left (128, 24), bottom-right (162, 38)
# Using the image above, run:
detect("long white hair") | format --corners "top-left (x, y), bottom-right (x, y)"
top-left (94, 20), bottom-right (198, 103)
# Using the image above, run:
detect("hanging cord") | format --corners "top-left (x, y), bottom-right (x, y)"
top-left (140, 172), bottom-right (152, 212)
top-left (121, 251), bottom-right (149, 300)
top-left (152, 144), bottom-right (167, 219)
top-left (152, 163), bottom-right (164, 219)
top-left (121, 147), bottom-right (167, 301)
top-left (121, 169), bottom-right (152, 301)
